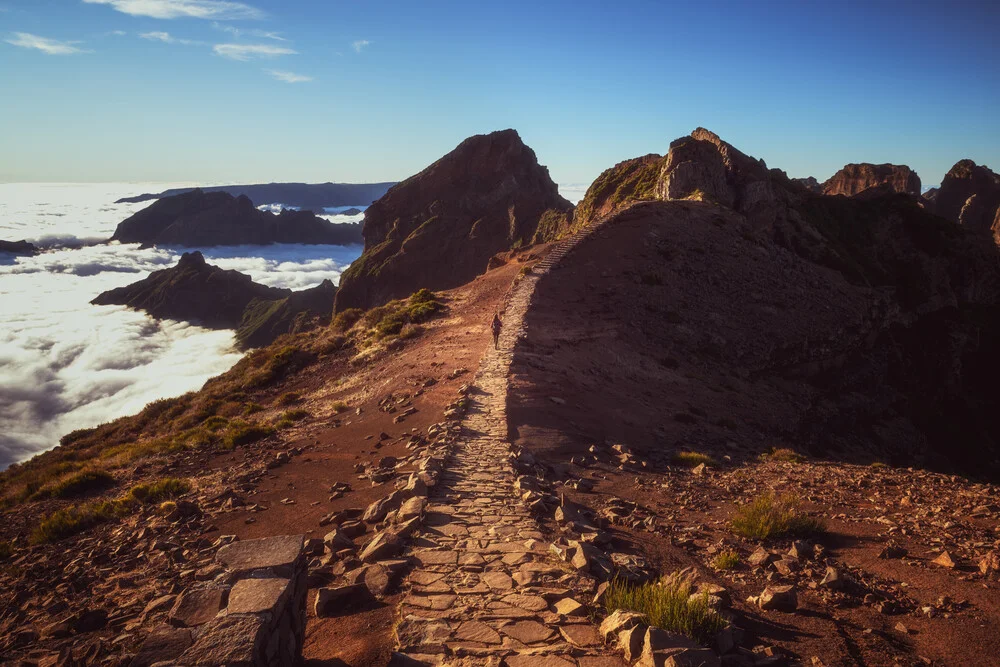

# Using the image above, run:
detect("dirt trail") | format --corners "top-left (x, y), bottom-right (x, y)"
top-left (390, 229), bottom-right (626, 665)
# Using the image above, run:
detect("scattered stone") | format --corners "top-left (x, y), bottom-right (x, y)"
top-left (314, 584), bottom-right (371, 617)
top-left (932, 551), bottom-right (956, 569)
top-left (167, 588), bottom-right (227, 628)
top-left (757, 585), bottom-right (797, 612)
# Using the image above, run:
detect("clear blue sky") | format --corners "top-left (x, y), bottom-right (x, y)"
top-left (1, 0), bottom-right (998, 189)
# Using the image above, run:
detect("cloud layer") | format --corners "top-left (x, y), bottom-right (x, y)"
top-left (213, 42), bottom-right (296, 60)
top-left (265, 69), bottom-right (312, 83)
top-left (5, 32), bottom-right (87, 55)
top-left (0, 183), bottom-right (362, 470)
top-left (82, 0), bottom-right (263, 20)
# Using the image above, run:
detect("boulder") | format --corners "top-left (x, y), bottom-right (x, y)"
top-left (757, 585), bottom-right (797, 612)
top-left (314, 584), bottom-right (372, 617)
top-left (599, 609), bottom-right (646, 641)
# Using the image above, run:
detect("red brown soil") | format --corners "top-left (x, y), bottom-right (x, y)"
top-left (507, 202), bottom-right (1000, 666)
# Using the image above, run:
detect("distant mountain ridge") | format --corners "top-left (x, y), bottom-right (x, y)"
top-left (115, 181), bottom-right (396, 210)
top-left (111, 189), bottom-right (364, 247)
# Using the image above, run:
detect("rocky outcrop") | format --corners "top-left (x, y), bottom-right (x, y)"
top-left (115, 182), bottom-right (394, 210)
top-left (0, 239), bottom-right (38, 256)
top-left (930, 160), bottom-right (1000, 237)
top-left (795, 177), bottom-right (822, 193)
top-left (573, 154), bottom-right (664, 227)
top-left (822, 163), bottom-right (921, 197)
top-left (92, 251), bottom-right (286, 328)
top-left (111, 189), bottom-right (364, 247)
top-left (333, 129), bottom-right (573, 312)
top-left (93, 252), bottom-right (336, 347)
top-left (236, 280), bottom-right (336, 349)
top-left (655, 127), bottom-right (800, 230)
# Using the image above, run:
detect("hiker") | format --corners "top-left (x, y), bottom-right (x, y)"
top-left (491, 312), bottom-right (502, 349)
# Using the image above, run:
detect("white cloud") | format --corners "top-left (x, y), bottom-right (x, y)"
top-left (265, 69), bottom-right (312, 83)
top-left (213, 42), bottom-right (295, 60)
top-left (140, 30), bottom-right (198, 45)
top-left (352, 39), bottom-right (369, 53)
top-left (110, 30), bottom-right (127, 36)
top-left (213, 22), bottom-right (286, 41)
top-left (5, 32), bottom-right (88, 55)
top-left (82, 0), bottom-right (263, 20)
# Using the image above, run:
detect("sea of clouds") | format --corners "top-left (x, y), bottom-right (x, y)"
top-left (0, 183), bottom-right (363, 470)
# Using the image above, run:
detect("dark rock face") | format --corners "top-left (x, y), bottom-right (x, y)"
top-left (560, 128), bottom-right (1000, 475)
top-left (111, 189), bottom-right (364, 247)
top-left (822, 163), bottom-right (921, 197)
top-left (930, 160), bottom-right (1000, 239)
top-left (334, 129), bottom-right (573, 312)
top-left (92, 251), bottom-right (288, 329)
top-left (236, 280), bottom-right (336, 349)
top-left (795, 176), bottom-right (822, 193)
top-left (115, 182), bottom-right (394, 210)
top-left (0, 239), bottom-right (38, 256)
top-left (92, 252), bottom-right (334, 348)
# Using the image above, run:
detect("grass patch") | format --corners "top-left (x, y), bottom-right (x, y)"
top-left (730, 492), bottom-right (824, 540)
top-left (33, 469), bottom-right (115, 500)
top-left (671, 451), bottom-right (717, 468)
top-left (281, 409), bottom-right (310, 422)
top-left (762, 447), bottom-right (806, 463)
top-left (31, 477), bottom-right (192, 544)
top-left (711, 549), bottom-right (740, 570)
top-left (869, 461), bottom-right (887, 469)
top-left (331, 401), bottom-right (349, 414)
top-left (126, 477), bottom-right (191, 504)
top-left (602, 573), bottom-right (727, 645)
top-left (277, 391), bottom-right (301, 406)
top-left (221, 420), bottom-right (276, 449)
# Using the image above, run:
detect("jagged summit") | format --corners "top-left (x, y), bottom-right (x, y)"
top-left (929, 159), bottom-right (1000, 237)
top-left (822, 163), bottom-right (921, 197)
top-left (334, 129), bottom-right (573, 312)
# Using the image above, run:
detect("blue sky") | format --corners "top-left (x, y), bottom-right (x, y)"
top-left (1, 0), bottom-right (998, 189)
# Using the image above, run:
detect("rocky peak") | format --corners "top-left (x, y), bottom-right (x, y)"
top-left (931, 159), bottom-right (1000, 235)
top-left (334, 129), bottom-right (572, 312)
top-left (822, 163), bottom-right (921, 197)
top-left (177, 250), bottom-right (207, 268)
top-left (656, 127), bottom-right (787, 227)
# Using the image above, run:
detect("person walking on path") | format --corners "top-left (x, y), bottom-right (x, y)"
top-left (491, 312), bottom-right (502, 350)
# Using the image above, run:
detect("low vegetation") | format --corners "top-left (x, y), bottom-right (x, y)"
top-left (0, 541), bottom-right (12, 561)
top-left (671, 451), bottom-right (717, 468)
top-left (32, 469), bottom-right (115, 500)
top-left (602, 573), bottom-right (727, 644)
top-left (31, 477), bottom-right (192, 544)
top-left (730, 492), bottom-right (824, 540)
top-left (711, 549), bottom-right (740, 570)
top-left (762, 447), bottom-right (806, 463)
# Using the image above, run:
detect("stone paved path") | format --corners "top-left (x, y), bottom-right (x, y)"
top-left (393, 230), bottom-right (625, 666)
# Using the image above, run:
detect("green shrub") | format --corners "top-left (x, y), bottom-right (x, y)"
top-left (730, 492), bottom-right (824, 540)
top-left (711, 549), bottom-right (740, 570)
top-left (331, 401), bottom-right (348, 414)
top-left (332, 308), bottom-right (364, 332)
top-left (281, 409), bottom-right (310, 422)
top-left (763, 447), bottom-right (805, 463)
top-left (869, 461), bottom-right (887, 469)
top-left (672, 451), bottom-right (717, 468)
top-left (31, 500), bottom-right (130, 544)
top-left (202, 416), bottom-right (229, 432)
top-left (127, 478), bottom-right (191, 504)
top-left (399, 323), bottom-right (423, 340)
top-left (34, 469), bottom-right (115, 500)
top-left (243, 402), bottom-right (264, 416)
top-left (602, 573), bottom-right (727, 644)
top-left (277, 392), bottom-right (301, 406)
top-left (222, 420), bottom-right (276, 448)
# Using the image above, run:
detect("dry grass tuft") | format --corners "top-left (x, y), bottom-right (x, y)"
top-left (730, 492), bottom-right (824, 540)
top-left (603, 573), bottom-right (727, 644)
